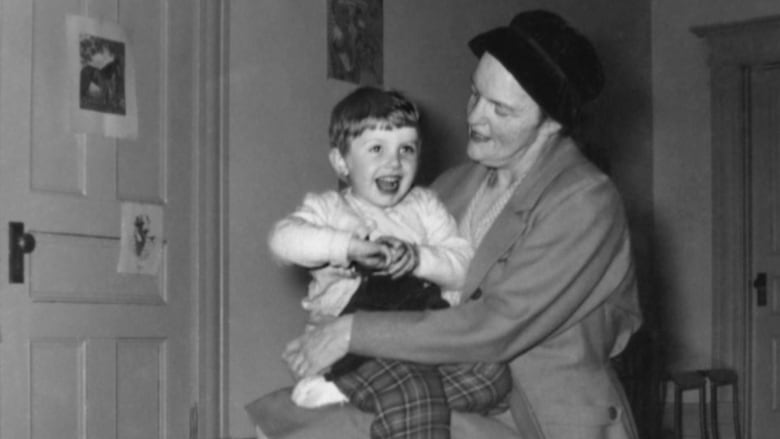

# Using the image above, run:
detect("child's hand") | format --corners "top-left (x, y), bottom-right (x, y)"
top-left (304, 313), bottom-right (337, 333)
top-left (347, 237), bottom-right (392, 271)
top-left (374, 236), bottom-right (419, 279)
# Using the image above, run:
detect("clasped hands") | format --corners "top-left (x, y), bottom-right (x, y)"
top-left (348, 235), bottom-right (419, 279)
top-left (283, 235), bottom-right (419, 379)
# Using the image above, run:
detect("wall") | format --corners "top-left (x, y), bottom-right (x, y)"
top-left (651, 0), bottom-right (780, 371)
top-left (226, 1), bottom-right (651, 436)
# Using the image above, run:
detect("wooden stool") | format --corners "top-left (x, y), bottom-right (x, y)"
top-left (700, 369), bottom-right (741, 439)
top-left (667, 371), bottom-right (708, 439)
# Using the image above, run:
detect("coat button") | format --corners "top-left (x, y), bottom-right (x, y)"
top-left (608, 406), bottom-right (619, 420)
top-left (470, 289), bottom-right (483, 300)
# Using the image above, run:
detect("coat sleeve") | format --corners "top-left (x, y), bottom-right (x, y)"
top-left (350, 176), bottom-right (635, 364)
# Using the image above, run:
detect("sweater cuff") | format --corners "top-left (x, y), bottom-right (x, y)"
top-left (327, 230), bottom-right (353, 266)
top-left (414, 246), bottom-right (434, 280)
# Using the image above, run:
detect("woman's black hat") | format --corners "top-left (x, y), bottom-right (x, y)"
top-left (468, 10), bottom-right (604, 129)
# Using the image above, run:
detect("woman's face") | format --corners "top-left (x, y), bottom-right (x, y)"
top-left (466, 53), bottom-right (546, 168)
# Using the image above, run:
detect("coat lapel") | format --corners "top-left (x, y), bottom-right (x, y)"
top-left (461, 137), bottom-right (583, 296)
top-left (461, 205), bottom-right (528, 295)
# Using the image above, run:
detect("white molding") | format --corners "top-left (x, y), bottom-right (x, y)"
top-left (193, 1), bottom-right (228, 438)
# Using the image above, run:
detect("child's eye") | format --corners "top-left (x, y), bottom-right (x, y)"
top-left (400, 144), bottom-right (417, 155)
top-left (368, 144), bottom-right (382, 153)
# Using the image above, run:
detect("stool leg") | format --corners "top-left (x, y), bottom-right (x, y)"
top-left (732, 381), bottom-right (741, 439)
top-left (698, 383), bottom-right (709, 439)
top-left (674, 387), bottom-right (683, 439)
top-left (710, 383), bottom-right (719, 439)
top-left (660, 379), bottom-right (668, 436)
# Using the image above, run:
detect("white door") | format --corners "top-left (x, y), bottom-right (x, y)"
top-left (0, 1), bottom-right (198, 438)
top-left (749, 64), bottom-right (780, 439)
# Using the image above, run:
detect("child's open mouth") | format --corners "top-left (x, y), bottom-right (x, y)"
top-left (376, 176), bottom-right (401, 193)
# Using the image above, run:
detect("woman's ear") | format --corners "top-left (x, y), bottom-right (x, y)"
top-left (328, 148), bottom-right (350, 181)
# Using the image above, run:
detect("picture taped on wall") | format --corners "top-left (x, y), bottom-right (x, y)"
top-left (327, 0), bottom-right (383, 85)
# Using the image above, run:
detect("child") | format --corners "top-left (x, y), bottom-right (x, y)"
top-left (268, 86), bottom-right (511, 439)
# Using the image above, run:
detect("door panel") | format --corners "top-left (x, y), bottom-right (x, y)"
top-left (31, 0), bottom-right (86, 196)
top-left (750, 64), bottom-right (780, 437)
top-left (116, 0), bottom-right (165, 202)
top-left (29, 232), bottom-right (164, 304)
top-left (29, 339), bottom-right (83, 439)
top-left (116, 339), bottom-right (165, 439)
top-left (0, 1), bottom-right (196, 438)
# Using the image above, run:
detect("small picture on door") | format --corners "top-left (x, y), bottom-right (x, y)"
top-left (118, 202), bottom-right (164, 275)
top-left (66, 15), bottom-right (138, 139)
top-left (79, 34), bottom-right (126, 115)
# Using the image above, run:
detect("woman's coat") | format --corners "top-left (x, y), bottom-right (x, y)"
top-left (248, 135), bottom-right (643, 439)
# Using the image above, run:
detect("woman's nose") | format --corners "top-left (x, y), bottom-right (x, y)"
top-left (467, 96), bottom-right (485, 124)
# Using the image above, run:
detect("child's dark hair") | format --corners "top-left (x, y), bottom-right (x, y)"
top-left (329, 86), bottom-right (420, 154)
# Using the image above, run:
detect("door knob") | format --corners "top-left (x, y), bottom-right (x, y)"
top-left (9, 221), bottom-right (36, 284)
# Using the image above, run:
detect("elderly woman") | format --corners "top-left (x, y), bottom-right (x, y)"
top-left (250, 9), bottom-right (642, 439)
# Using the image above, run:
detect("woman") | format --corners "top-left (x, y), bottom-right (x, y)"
top-left (251, 10), bottom-right (642, 439)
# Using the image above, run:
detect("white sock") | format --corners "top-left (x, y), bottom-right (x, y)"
top-left (291, 375), bottom-right (348, 408)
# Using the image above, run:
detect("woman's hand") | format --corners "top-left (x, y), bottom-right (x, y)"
top-left (283, 315), bottom-right (354, 378)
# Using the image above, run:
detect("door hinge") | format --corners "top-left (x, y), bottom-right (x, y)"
top-left (753, 272), bottom-right (767, 307)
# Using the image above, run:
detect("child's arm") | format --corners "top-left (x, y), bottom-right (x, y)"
top-left (268, 192), bottom-right (354, 268)
top-left (269, 192), bottom-right (392, 270)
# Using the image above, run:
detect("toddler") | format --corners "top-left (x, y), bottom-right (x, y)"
top-left (268, 86), bottom-right (511, 439)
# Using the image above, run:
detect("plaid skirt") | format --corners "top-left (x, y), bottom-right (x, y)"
top-left (328, 274), bottom-right (512, 439)
top-left (334, 358), bottom-right (512, 439)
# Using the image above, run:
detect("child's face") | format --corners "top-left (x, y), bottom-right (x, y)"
top-left (330, 126), bottom-right (420, 208)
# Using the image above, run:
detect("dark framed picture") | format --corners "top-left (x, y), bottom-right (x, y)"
top-left (78, 34), bottom-right (126, 115)
top-left (67, 15), bottom-right (138, 139)
top-left (327, 0), bottom-right (383, 85)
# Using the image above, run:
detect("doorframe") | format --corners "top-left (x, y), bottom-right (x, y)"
top-left (194, 1), bottom-right (230, 438)
top-left (694, 14), bottom-right (780, 439)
